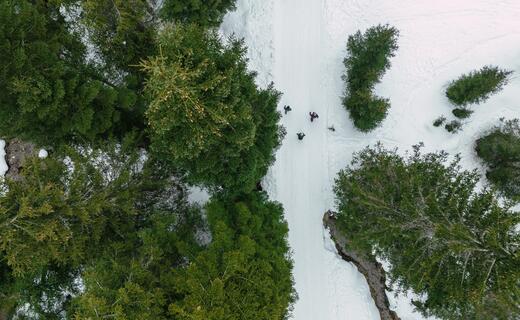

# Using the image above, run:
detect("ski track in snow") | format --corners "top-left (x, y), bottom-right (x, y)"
top-left (223, 1), bottom-right (520, 319)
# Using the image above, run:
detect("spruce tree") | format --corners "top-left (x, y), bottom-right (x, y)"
top-left (476, 118), bottom-right (520, 201)
top-left (446, 66), bottom-right (512, 107)
top-left (342, 24), bottom-right (399, 132)
top-left (0, 137), bottom-right (168, 317)
top-left (71, 192), bottom-right (295, 320)
top-left (141, 24), bottom-right (283, 193)
top-left (161, 0), bottom-right (237, 27)
top-left (334, 144), bottom-right (520, 319)
top-left (0, 0), bottom-right (144, 146)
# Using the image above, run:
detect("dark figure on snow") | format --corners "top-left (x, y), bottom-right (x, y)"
top-left (297, 132), bottom-right (306, 140)
top-left (309, 112), bottom-right (319, 122)
top-left (283, 105), bottom-right (292, 114)
top-left (328, 125), bottom-right (335, 132)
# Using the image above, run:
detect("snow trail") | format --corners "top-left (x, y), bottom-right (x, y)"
top-left (270, 0), bottom-right (379, 319)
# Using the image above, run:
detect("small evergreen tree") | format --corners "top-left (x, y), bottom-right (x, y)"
top-left (342, 24), bottom-right (399, 131)
top-left (161, 0), bottom-right (237, 27)
top-left (141, 24), bottom-right (283, 193)
top-left (476, 118), bottom-right (520, 201)
top-left (446, 66), bottom-right (512, 106)
top-left (452, 108), bottom-right (473, 119)
top-left (444, 120), bottom-right (462, 133)
top-left (334, 144), bottom-right (520, 319)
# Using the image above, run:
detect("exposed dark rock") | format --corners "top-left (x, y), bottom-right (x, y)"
top-left (323, 211), bottom-right (400, 320)
top-left (4, 138), bottom-right (37, 181)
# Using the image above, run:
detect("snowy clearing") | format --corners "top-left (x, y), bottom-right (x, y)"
top-left (223, 0), bottom-right (520, 319)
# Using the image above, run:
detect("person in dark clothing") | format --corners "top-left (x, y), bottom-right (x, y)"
top-left (328, 125), bottom-right (335, 132)
top-left (296, 132), bottom-right (305, 140)
top-left (309, 112), bottom-right (319, 122)
top-left (283, 105), bottom-right (292, 114)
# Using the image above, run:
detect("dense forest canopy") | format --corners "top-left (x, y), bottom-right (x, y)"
top-left (0, 1), bottom-right (293, 319)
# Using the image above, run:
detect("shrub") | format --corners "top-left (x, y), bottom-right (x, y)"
top-left (452, 108), bottom-right (473, 119)
top-left (142, 24), bottom-right (283, 193)
top-left (476, 119), bottom-right (520, 200)
top-left (433, 116), bottom-right (446, 127)
top-left (446, 66), bottom-right (512, 106)
top-left (445, 120), bottom-right (462, 133)
top-left (342, 24), bottom-right (399, 132)
top-left (334, 144), bottom-right (520, 319)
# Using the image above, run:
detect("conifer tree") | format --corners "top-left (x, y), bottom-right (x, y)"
top-left (342, 24), bottom-right (399, 131)
top-left (71, 192), bottom-right (295, 320)
top-left (0, 137), bottom-right (168, 317)
top-left (0, 0), bottom-right (143, 145)
top-left (161, 0), bottom-right (237, 27)
top-left (446, 66), bottom-right (512, 106)
top-left (141, 24), bottom-right (283, 193)
top-left (334, 144), bottom-right (519, 319)
top-left (476, 118), bottom-right (520, 201)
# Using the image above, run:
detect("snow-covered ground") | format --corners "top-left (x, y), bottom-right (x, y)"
top-left (223, 1), bottom-right (520, 319)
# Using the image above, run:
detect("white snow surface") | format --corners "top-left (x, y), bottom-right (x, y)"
top-left (0, 140), bottom-right (7, 177)
top-left (222, 1), bottom-right (520, 319)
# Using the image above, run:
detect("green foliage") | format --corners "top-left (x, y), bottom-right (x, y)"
top-left (142, 24), bottom-right (283, 193)
top-left (452, 108), bottom-right (473, 119)
top-left (0, 137), bottom-right (170, 316)
top-left (445, 120), bottom-right (462, 133)
top-left (71, 192), bottom-right (295, 320)
top-left (476, 119), bottom-right (520, 201)
top-left (0, 0), bottom-right (141, 145)
top-left (334, 144), bottom-right (520, 319)
top-left (161, 0), bottom-right (237, 27)
top-left (342, 24), bottom-right (399, 131)
top-left (446, 66), bottom-right (512, 106)
top-left (82, 0), bottom-right (157, 75)
top-left (433, 116), bottom-right (446, 127)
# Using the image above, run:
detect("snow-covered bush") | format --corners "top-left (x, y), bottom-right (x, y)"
top-left (342, 24), bottom-right (399, 132)
top-left (333, 144), bottom-right (519, 320)
top-left (444, 120), bottom-right (462, 133)
top-left (476, 118), bottom-right (520, 201)
top-left (446, 66), bottom-right (512, 107)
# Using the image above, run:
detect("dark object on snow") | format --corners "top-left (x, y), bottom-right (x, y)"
top-left (296, 132), bottom-right (306, 140)
top-left (255, 181), bottom-right (263, 191)
top-left (328, 126), bottom-right (336, 132)
top-left (309, 112), bottom-right (319, 122)
top-left (283, 105), bottom-right (292, 114)
top-left (323, 212), bottom-right (400, 320)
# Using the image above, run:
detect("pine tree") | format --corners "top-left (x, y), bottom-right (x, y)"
top-left (446, 66), bottom-right (512, 107)
top-left (161, 0), bottom-right (237, 28)
top-left (333, 144), bottom-right (520, 319)
top-left (476, 118), bottom-right (520, 201)
top-left (141, 24), bottom-right (283, 193)
top-left (342, 24), bottom-right (399, 132)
